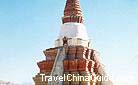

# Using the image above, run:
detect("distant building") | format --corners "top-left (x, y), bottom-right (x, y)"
top-left (0, 80), bottom-right (19, 85)
top-left (33, 0), bottom-right (113, 85)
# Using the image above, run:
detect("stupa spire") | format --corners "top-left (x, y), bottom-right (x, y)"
top-left (62, 0), bottom-right (84, 24)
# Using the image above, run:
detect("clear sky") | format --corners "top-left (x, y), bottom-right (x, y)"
top-left (0, 0), bottom-right (138, 84)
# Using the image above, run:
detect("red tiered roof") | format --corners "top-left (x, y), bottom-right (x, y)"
top-left (62, 0), bottom-right (84, 24)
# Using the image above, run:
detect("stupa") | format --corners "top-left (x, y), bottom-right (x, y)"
top-left (33, 0), bottom-right (112, 85)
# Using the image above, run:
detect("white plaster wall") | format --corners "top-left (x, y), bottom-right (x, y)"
top-left (55, 22), bottom-right (89, 47)
top-left (58, 22), bottom-right (89, 40)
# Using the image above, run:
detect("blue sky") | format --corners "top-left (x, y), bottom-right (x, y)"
top-left (0, 0), bottom-right (138, 84)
